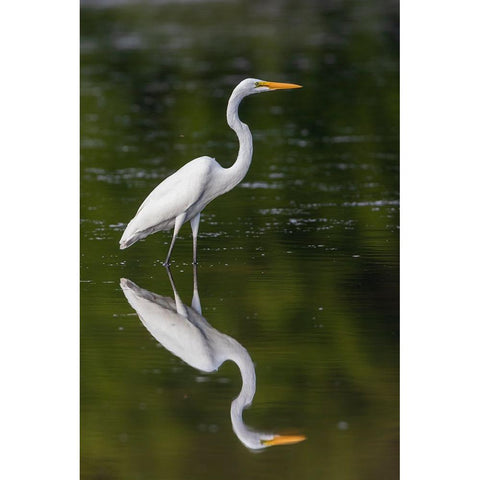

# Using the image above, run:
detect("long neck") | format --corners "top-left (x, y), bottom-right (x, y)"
top-left (229, 341), bottom-right (257, 443)
top-left (223, 89), bottom-right (254, 191)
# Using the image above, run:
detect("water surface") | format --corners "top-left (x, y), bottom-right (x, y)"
top-left (81, 1), bottom-right (399, 478)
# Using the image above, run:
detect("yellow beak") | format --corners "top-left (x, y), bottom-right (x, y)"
top-left (261, 434), bottom-right (306, 446)
top-left (259, 81), bottom-right (303, 90)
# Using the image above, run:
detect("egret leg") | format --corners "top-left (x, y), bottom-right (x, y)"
top-left (191, 263), bottom-right (202, 315)
top-left (165, 265), bottom-right (188, 317)
top-left (190, 213), bottom-right (201, 264)
top-left (164, 213), bottom-right (186, 266)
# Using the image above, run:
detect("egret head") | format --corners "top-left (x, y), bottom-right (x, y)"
top-left (238, 431), bottom-right (306, 451)
top-left (234, 78), bottom-right (302, 97)
top-left (260, 433), bottom-right (307, 448)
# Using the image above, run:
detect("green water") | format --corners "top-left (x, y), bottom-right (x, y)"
top-left (81, 0), bottom-right (399, 478)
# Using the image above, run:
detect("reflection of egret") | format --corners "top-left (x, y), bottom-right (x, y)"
top-left (119, 267), bottom-right (305, 450)
top-left (119, 78), bottom-right (302, 265)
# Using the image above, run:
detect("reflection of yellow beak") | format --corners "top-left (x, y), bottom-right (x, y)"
top-left (259, 81), bottom-right (303, 90)
top-left (261, 434), bottom-right (306, 446)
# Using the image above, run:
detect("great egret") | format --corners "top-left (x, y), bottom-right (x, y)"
top-left (119, 268), bottom-right (306, 450)
top-left (119, 78), bottom-right (302, 265)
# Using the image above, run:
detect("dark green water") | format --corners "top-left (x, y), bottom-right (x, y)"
top-left (81, 1), bottom-right (399, 479)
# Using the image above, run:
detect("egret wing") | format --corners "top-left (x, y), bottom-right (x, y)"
top-left (127, 156), bottom-right (216, 234)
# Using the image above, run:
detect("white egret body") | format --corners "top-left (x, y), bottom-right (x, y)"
top-left (119, 78), bottom-right (302, 264)
top-left (120, 269), bottom-right (306, 449)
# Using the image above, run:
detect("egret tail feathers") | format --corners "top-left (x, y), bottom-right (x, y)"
top-left (119, 231), bottom-right (143, 250)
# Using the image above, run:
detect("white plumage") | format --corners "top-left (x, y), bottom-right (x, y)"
top-left (119, 78), bottom-right (302, 264)
top-left (120, 268), bottom-right (306, 449)
top-left (120, 156), bottom-right (218, 249)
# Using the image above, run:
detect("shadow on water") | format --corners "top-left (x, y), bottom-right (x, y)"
top-left (120, 266), bottom-right (306, 450)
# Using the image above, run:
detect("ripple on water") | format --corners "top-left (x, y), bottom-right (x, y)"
top-left (84, 167), bottom-right (165, 184)
top-left (240, 181), bottom-right (283, 190)
top-left (341, 199), bottom-right (399, 207)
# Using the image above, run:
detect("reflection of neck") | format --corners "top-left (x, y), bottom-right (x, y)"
top-left (229, 341), bottom-right (256, 439)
